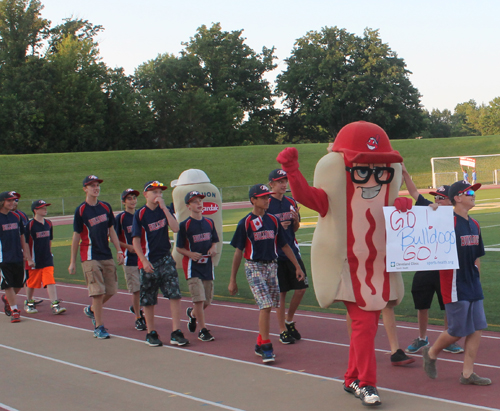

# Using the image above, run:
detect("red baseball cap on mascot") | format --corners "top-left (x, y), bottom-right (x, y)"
top-left (331, 121), bottom-right (403, 164)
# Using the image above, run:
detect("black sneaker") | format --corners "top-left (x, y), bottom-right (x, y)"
top-left (186, 307), bottom-right (197, 333)
top-left (358, 385), bottom-right (381, 406)
top-left (145, 330), bottom-right (163, 347)
top-left (135, 317), bottom-right (147, 331)
top-left (343, 379), bottom-right (361, 397)
top-left (260, 343), bottom-right (275, 363)
top-left (285, 321), bottom-right (301, 340)
top-left (129, 305), bottom-right (144, 318)
top-left (198, 328), bottom-right (215, 342)
top-left (390, 349), bottom-right (415, 366)
top-left (279, 330), bottom-right (295, 344)
top-left (2, 294), bottom-right (12, 316)
top-left (255, 344), bottom-right (276, 359)
top-left (170, 329), bottom-right (189, 346)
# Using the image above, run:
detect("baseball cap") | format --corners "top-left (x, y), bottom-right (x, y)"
top-left (144, 180), bottom-right (167, 192)
top-left (449, 181), bottom-right (481, 200)
top-left (0, 191), bottom-right (21, 201)
top-left (331, 121), bottom-right (402, 164)
top-left (185, 191), bottom-right (206, 204)
top-left (83, 175), bottom-right (103, 186)
top-left (31, 200), bottom-right (51, 213)
top-left (269, 169), bottom-right (287, 181)
top-left (121, 189), bottom-right (140, 201)
top-left (249, 184), bottom-right (275, 199)
top-left (429, 185), bottom-right (451, 198)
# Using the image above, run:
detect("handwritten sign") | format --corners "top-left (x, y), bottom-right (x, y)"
top-left (383, 206), bottom-right (459, 272)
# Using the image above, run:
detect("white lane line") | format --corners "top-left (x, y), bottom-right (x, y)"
top-left (0, 403), bottom-right (19, 411)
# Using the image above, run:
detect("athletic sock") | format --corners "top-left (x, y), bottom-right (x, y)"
top-left (261, 339), bottom-right (271, 345)
top-left (256, 334), bottom-right (263, 345)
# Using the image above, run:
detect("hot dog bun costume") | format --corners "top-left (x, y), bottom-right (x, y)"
top-left (171, 169), bottom-right (223, 267)
top-left (277, 121), bottom-right (404, 397)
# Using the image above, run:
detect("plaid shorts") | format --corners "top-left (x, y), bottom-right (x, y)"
top-left (140, 254), bottom-right (181, 306)
top-left (244, 260), bottom-right (279, 309)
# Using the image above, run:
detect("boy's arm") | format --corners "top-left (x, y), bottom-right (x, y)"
top-left (109, 227), bottom-right (125, 265)
top-left (132, 237), bottom-right (154, 273)
top-left (475, 258), bottom-right (481, 273)
top-left (21, 235), bottom-right (35, 268)
top-left (401, 163), bottom-right (420, 201)
top-left (176, 246), bottom-right (203, 262)
top-left (208, 242), bottom-right (217, 256)
top-left (281, 244), bottom-right (305, 281)
top-left (228, 249), bottom-right (243, 295)
top-left (68, 232), bottom-right (81, 275)
top-left (157, 197), bottom-right (179, 233)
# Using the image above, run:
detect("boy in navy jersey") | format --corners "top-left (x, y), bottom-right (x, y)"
top-left (268, 169), bottom-right (308, 344)
top-left (68, 175), bottom-right (124, 339)
top-left (132, 180), bottom-right (188, 347)
top-left (12, 196), bottom-right (28, 227)
top-left (176, 191), bottom-right (219, 342)
top-left (229, 184), bottom-right (305, 363)
top-left (0, 191), bottom-right (35, 323)
top-left (24, 200), bottom-right (66, 315)
top-left (423, 181), bottom-right (491, 385)
top-left (115, 189), bottom-right (146, 331)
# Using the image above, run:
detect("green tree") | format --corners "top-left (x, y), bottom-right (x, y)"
top-left (452, 100), bottom-right (481, 137)
top-left (276, 27), bottom-right (424, 143)
top-left (478, 97), bottom-right (500, 136)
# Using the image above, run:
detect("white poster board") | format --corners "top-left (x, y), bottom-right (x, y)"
top-left (383, 206), bottom-right (459, 272)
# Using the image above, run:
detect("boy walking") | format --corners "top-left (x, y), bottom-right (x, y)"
top-left (0, 191), bottom-right (35, 323)
top-left (176, 191), bottom-right (219, 342)
top-left (115, 189), bottom-right (146, 331)
top-left (68, 175), bottom-right (124, 339)
top-left (132, 180), bottom-right (188, 347)
top-left (24, 200), bottom-right (66, 315)
top-left (422, 181), bottom-right (491, 385)
top-left (228, 184), bottom-right (305, 363)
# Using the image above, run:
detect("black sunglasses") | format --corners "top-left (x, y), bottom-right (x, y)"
top-left (345, 166), bottom-right (394, 185)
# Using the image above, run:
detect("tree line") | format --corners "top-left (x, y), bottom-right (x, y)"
top-left (1, 0), bottom-right (499, 155)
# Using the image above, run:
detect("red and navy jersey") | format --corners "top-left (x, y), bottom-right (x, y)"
top-left (267, 195), bottom-right (301, 260)
top-left (73, 201), bottom-right (115, 262)
top-left (176, 216), bottom-right (219, 280)
top-left (115, 211), bottom-right (138, 267)
top-left (440, 213), bottom-right (485, 304)
top-left (230, 212), bottom-right (287, 261)
top-left (132, 205), bottom-right (173, 267)
top-left (25, 219), bottom-right (53, 268)
top-left (0, 211), bottom-right (25, 263)
top-left (14, 209), bottom-right (29, 228)
top-left (416, 194), bottom-right (432, 207)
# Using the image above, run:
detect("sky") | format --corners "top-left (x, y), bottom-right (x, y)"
top-left (39, 0), bottom-right (500, 112)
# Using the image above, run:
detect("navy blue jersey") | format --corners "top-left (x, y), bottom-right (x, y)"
top-left (73, 201), bottom-right (115, 262)
top-left (25, 219), bottom-right (54, 268)
top-left (231, 212), bottom-right (287, 261)
top-left (115, 211), bottom-right (138, 266)
top-left (267, 195), bottom-right (301, 260)
top-left (416, 194), bottom-right (432, 207)
top-left (132, 205), bottom-right (173, 267)
top-left (440, 213), bottom-right (485, 303)
top-left (0, 211), bottom-right (25, 263)
top-left (14, 210), bottom-right (29, 227)
top-left (176, 216), bottom-right (219, 280)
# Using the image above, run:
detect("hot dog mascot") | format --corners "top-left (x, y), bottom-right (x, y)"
top-left (277, 121), bottom-right (406, 407)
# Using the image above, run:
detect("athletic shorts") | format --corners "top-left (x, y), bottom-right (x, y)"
top-left (445, 300), bottom-right (487, 337)
top-left (411, 270), bottom-right (445, 310)
top-left (187, 277), bottom-right (213, 304)
top-left (0, 262), bottom-right (26, 290)
top-left (244, 260), bottom-right (279, 310)
top-left (81, 259), bottom-right (118, 297)
top-left (26, 266), bottom-right (56, 289)
top-left (277, 258), bottom-right (308, 293)
top-left (140, 254), bottom-right (181, 306)
top-left (123, 265), bottom-right (140, 293)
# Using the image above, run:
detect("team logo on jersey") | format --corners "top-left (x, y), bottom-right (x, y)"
top-left (251, 216), bottom-right (263, 231)
top-left (367, 135), bottom-right (380, 151)
top-left (202, 202), bottom-right (219, 215)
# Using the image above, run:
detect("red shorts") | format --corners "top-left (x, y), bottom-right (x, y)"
top-left (26, 266), bottom-right (56, 289)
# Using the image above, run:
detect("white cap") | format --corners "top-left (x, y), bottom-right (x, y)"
top-left (170, 169), bottom-right (211, 187)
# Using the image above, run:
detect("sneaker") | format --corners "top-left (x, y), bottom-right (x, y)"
top-left (443, 343), bottom-right (464, 354)
top-left (93, 325), bottom-right (110, 339)
top-left (33, 299), bottom-right (44, 305)
top-left (459, 372), bottom-right (492, 386)
top-left (11, 309), bottom-right (21, 323)
top-left (358, 385), bottom-right (381, 406)
top-left (279, 330), bottom-right (295, 344)
top-left (24, 300), bottom-right (38, 314)
top-left (145, 330), bottom-right (163, 346)
top-left (83, 305), bottom-right (96, 327)
top-left (135, 317), bottom-right (147, 331)
top-left (422, 346), bottom-right (437, 379)
top-left (198, 328), bottom-right (215, 342)
top-left (260, 343), bottom-right (275, 363)
top-left (406, 336), bottom-right (429, 353)
top-left (255, 344), bottom-right (276, 358)
top-left (129, 305), bottom-right (144, 318)
top-left (2, 294), bottom-right (12, 316)
top-left (170, 329), bottom-right (189, 346)
top-left (51, 301), bottom-right (66, 315)
top-left (390, 349), bottom-right (415, 366)
top-left (186, 307), bottom-right (197, 333)
top-left (285, 321), bottom-right (301, 340)
top-left (343, 379), bottom-right (361, 397)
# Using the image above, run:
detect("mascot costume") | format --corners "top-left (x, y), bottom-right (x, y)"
top-left (277, 121), bottom-right (408, 406)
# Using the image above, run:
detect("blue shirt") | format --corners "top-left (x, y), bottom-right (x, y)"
top-left (0, 211), bottom-right (25, 263)
top-left (115, 211), bottom-right (138, 266)
top-left (231, 212), bottom-right (287, 261)
top-left (25, 219), bottom-right (54, 268)
top-left (267, 195), bottom-right (301, 260)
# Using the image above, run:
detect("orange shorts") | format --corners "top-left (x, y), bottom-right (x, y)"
top-left (26, 266), bottom-right (56, 289)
